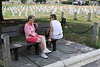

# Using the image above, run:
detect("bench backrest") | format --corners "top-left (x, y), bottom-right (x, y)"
top-left (2, 26), bottom-right (24, 37)
top-left (2, 23), bottom-right (50, 38)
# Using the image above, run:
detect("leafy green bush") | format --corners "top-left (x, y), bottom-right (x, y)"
top-left (62, 1), bottom-right (72, 4)
top-left (36, 0), bottom-right (46, 3)
top-left (98, 1), bottom-right (100, 4)
top-left (21, 0), bottom-right (27, 4)
top-left (85, 1), bottom-right (89, 5)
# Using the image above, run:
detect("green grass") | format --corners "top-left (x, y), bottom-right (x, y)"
top-left (1, 4), bottom-right (100, 49)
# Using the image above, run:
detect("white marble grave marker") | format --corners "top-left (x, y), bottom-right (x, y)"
top-left (87, 13), bottom-right (92, 21)
top-left (86, 10), bottom-right (89, 15)
top-left (33, 12), bottom-right (35, 16)
top-left (70, 10), bottom-right (73, 16)
top-left (74, 9), bottom-right (77, 12)
top-left (94, 11), bottom-right (97, 18)
top-left (74, 12), bottom-right (78, 20)
top-left (19, 12), bottom-right (21, 16)
top-left (81, 10), bottom-right (85, 17)
top-left (41, 12), bottom-right (43, 17)
top-left (25, 12), bottom-right (27, 17)
top-left (3, 12), bottom-right (5, 16)
top-left (12, 12), bottom-right (15, 16)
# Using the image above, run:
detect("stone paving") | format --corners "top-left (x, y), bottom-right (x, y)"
top-left (0, 39), bottom-right (98, 67)
top-left (82, 60), bottom-right (100, 67)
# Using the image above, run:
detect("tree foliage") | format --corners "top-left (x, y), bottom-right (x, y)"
top-left (2, 0), bottom-right (9, 1)
top-left (21, 0), bottom-right (27, 4)
top-left (36, 0), bottom-right (46, 3)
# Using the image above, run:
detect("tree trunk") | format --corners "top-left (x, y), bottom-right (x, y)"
top-left (0, 0), bottom-right (4, 21)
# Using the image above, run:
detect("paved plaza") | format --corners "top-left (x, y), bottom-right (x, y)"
top-left (0, 39), bottom-right (100, 67)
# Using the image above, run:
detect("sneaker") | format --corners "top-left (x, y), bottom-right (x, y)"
top-left (41, 53), bottom-right (48, 59)
top-left (44, 48), bottom-right (52, 53)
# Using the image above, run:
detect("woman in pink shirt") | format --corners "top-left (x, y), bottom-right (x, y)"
top-left (24, 15), bottom-right (51, 59)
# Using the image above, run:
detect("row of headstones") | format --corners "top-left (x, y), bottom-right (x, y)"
top-left (64, 6), bottom-right (100, 17)
top-left (74, 12), bottom-right (93, 21)
top-left (61, 10), bottom-right (98, 21)
top-left (2, 5), bottom-right (100, 18)
top-left (2, 5), bottom-right (24, 16)
top-left (28, 5), bottom-right (56, 17)
top-left (1, 5), bottom-right (95, 14)
top-left (2, 5), bottom-right (99, 14)
top-left (3, 6), bottom-right (99, 17)
top-left (2, 5), bottom-right (56, 17)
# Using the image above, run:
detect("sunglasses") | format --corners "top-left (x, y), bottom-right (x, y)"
top-left (50, 17), bottom-right (52, 19)
top-left (31, 18), bottom-right (35, 20)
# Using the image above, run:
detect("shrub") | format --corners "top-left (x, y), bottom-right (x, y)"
top-left (98, 1), bottom-right (100, 4)
top-left (85, 1), bottom-right (89, 5)
top-left (21, 0), bottom-right (27, 4)
top-left (62, 1), bottom-right (72, 4)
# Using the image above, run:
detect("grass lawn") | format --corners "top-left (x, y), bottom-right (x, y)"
top-left (1, 4), bottom-right (100, 49)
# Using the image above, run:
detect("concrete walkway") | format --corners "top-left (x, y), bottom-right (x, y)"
top-left (0, 39), bottom-right (100, 67)
top-left (82, 60), bottom-right (100, 67)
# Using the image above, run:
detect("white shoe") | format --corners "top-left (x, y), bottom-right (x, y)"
top-left (41, 53), bottom-right (48, 59)
top-left (44, 48), bottom-right (52, 53)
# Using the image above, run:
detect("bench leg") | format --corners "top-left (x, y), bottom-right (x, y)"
top-left (13, 48), bottom-right (18, 61)
top-left (34, 44), bottom-right (39, 55)
top-left (26, 45), bottom-right (32, 50)
top-left (46, 41), bottom-right (52, 47)
top-left (10, 49), bottom-right (13, 53)
top-left (52, 41), bottom-right (56, 51)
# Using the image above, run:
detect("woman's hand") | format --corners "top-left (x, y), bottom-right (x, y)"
top-left (48, 38), bottom-right (51, 42)
top-left (46, 29), bottom-right (50, 35)
top-left (34, 23), bottom-right (38, 29)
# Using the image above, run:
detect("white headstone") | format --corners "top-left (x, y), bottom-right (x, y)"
top-left (70, 9), bottom-right (73, 16)
top-left (46, 8), bottom-right (49, 13)
top-left (52, 11), bottom-right (55, 14)
top-left (94, 11), bottom-right (97, 18)
top-left (3, 12), bottom-right (5, 16)
top-left (50, 11), bottom-right (52, 15)
top-left (25, 12), bottom-right (27, 17)
top-left (87, 13), bottom-right (92, 21)
top-left (41, 12), bottom-right (43, 17)
top-left (74, 12), bottom-right (78, 20)
top-left (19, 12), bottom-right (21, 16)
top-left (12, 12), bottom-right (15, 16)
top-left (74, 9), bottom-right (77, 12)
top-left (65, 8), bottom-right (67, 12)
top-left (86, 10), bottom-right (89, 15)
top-left (33, 12), bottom-right (35, 16)
top-left (91, 9), bottom-right (93, 13)
top-left (81, 10), bottom-right (85, 17)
